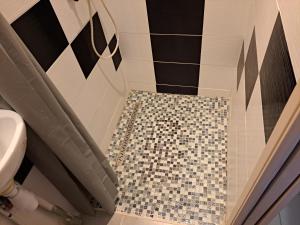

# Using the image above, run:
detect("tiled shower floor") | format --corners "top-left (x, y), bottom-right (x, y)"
top-left (108, 91), bottom-right (229, 225)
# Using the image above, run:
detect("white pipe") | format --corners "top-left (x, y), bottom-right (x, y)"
top-left (2, 181), bottom-right (82, 225)
top-left (4, 184), bottom-right (38, 212)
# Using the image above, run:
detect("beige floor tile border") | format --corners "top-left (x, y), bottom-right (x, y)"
top-left (117, 211), bottom-right (188, 225)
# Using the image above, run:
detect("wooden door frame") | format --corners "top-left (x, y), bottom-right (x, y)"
top-left (227, 83), bottom-right (300, 225)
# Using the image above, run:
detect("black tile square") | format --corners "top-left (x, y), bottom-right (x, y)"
top-left (146, 0), bottom-right (205, 34)
top-left (156, 85), bottom-right (198, 95)
top-left (15, 155), bottom-right (33, 184)
top-left (154, 62), bottom-right (199, 86)
top-left (237, 42), bottom-right (244, 90)
top-left (245, 29), bottom-right (259, 109)
top-left (151, 35), bottom-right (202, 64)
top-left (71, 13), bottom-right (107, 78)
top-left (108, 35), bottom-right (122, 70)
top-left (260, 13), bottom-right (296, 143)
top-left (11, 0), bottom-right (68, 71)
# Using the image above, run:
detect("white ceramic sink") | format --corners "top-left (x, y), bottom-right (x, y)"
top-left (0, 110), bottom-right (26, 192)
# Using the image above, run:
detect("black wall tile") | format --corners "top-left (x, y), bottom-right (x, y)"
top-left (108, 35), bottom-right (122, 71)
top-left (71, 13), bottom-right (107, 78)
top-left (156, 85), bottom-right (198, 95)
top-left (237, 42), bottom-right (245, 90)
top-left (154, 62), bottom-right (199, 86)
top-left (15, 155), bottom-right (33, 184)
top-left (245, 29), bottom-right (259, 109)
top-left (151, 35), bottom-right (202, 64)
top-left (146, 0), bottom-right (205, 34)
top-left (260, 13), bottom-right (296, 143)
top-left (11, 0), bottom-right (68, 71)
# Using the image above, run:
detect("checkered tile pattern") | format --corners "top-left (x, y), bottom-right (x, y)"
top-left (108, 91), bottom-right (229, 225)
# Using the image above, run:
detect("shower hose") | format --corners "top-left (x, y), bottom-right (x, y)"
top-left (87, 0), bottom-right (127, 96)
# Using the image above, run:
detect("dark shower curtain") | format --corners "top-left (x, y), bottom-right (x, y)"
top-left (0, 12), bottom-right (118, 215)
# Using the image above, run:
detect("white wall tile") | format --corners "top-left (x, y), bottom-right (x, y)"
top-left (198, 65), bottom-right (236, 91)
top-left (227, 94), bottom-right (239, 216)
top-left (227, 70), bottom-right (247, 217)
top-left (50, 0), bottom-right (95, 42)
top-left (235, 70), bottom-right (248, 202)
top-left (278, 0), bottom-right (300, 82)
top-left (254, 0), bottom-right (278, 69)
top-left (72, 65), bottom-right (109, 128)
top-left (99, 97), bottom-right (125, 154)
top-left (88, 86), bottom-right (121, 150)
top-left (122, 60), bottom-right (156, 84)
top-left (243, 0), bottom-right (256, 54)
top-left (245, 77), bottom-right (266, 178)
top-left (103, 0), bottom-right (150, 33)
top-left (200, 37), bottom-right (243, 67)
top-left (119, 33), bottom-right (153, 60)
top-left (202, 0), bottom-right (247, 37)
top-left (0, 0), bottom-right (39, 23)
top-left (47, 47), bottom-right (86, 109)
top-left (97, 48), bottom-right (128, 95)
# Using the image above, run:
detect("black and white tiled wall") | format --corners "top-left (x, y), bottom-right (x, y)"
top-left (146, 0), bottom-right (205, 95)
top-left (1, 0), bottom-right (124, 183)
top-left (228, 0), bottom-right (299, 217)
top-left (238, 13), bottom-right (296, 143)
top-left (11, 0), bottom-right (122, 77)
top-left (114, 0), bottom-right (245, 96)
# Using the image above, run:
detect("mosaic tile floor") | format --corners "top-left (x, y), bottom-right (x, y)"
top-left (108, 91), bottom-right (229, 225)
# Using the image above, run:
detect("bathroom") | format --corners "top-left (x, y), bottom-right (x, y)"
top-left (0, 0), bottom-right (299, 225)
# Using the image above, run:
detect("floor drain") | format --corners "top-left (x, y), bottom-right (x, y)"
top-left (115, 101), bottom-right (140, 166)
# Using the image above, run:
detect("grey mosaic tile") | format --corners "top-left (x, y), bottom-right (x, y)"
top-left (108, 91), bottom-right (229, 225)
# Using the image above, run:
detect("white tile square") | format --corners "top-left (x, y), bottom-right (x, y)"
top-left (245, 77), bottom-right (266, 177)
top-left (119, 33), bottom-right (153, 60)
top-left (203, 0), bottom-right (247, 37)
top-left (227, 70), bottom-right (248, 206)
top-left (72, 65), bottom-right (109, 128)
top-left (254, 0), bottom-right (279, 69)
top-left (89, 86), bottom-right (121, 148)
top-left (122, 59), bottom-right (156, 84)
top-left (104, 0), bottom-right (150, 33)
top-left (47, 46), bottom-right (86, 109)
top-left (0, 0), bottom-right (39, 23)
top-left (200, 37), bottom-right (244, 67)
top-left (198, 65), bottom-right (236, 91)
top-left (50, 0), bottom-right (96, 42)
top-left (243, 1), bottom-right (256, 54)
top-left (278, 0), bottom-right (300, 82)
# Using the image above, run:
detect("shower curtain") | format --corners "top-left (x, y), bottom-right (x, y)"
top-left (0, 12), bottom-right (118, 215)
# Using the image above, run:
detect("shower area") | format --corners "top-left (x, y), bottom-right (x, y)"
top-left (0, 0), bottom-right (299, 225)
